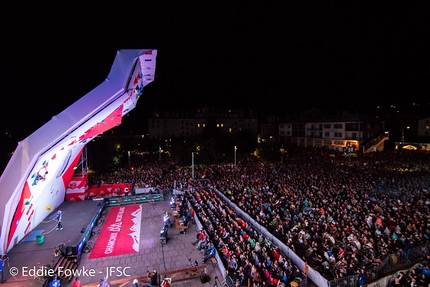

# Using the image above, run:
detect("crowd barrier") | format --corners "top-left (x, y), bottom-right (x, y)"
top-left (367, 263), bottom-right (420, 287)
top-left (212, 188), bottom-right (328, 287)
top-left (189, 199), bottom-right (228, 281)
top-left (106, 193), bottom-right (163, 206)
top-left (328, 274), bottom-right (359, 287)
top-left (76, 200), bottom-right (106, 255)
top-left (85, 183), bottom-right (131, 198)
top-left (172, 189), bottom-right (185, 195)
top-left (373, 243), bottom-right (429, 279)
top-left (135, 187), bottom-right (156, 194)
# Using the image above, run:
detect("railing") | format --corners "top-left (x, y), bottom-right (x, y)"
top-left (367, 263), bottom-right (421, 287)
top-left (328, 274), bottom-right (359, 287)
top-left (362, 131), bottom-right (389, 153)
top-left (327, 242), bottom-right (429, 287)
top-left (212, 189), bottom-right (323, 286)
top-left (189, 200), bottom-right (228, 280)
top-left (159, 264), bottom-right (208, 284)
top-left (373, 242), bottom-right (429, 279)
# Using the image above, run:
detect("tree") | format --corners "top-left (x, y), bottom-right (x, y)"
top-left (256, 142), bottom-right (281, 162)
top-left (87, 139), bottom-right (123, 173)
top-left (198, 138), bottom-right (223, 164)
top-left (168, 136), bottom-right (194, 165)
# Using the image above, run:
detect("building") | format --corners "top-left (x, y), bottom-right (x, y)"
top-left (392, 116), bottom-right (430, 151)
top-left (418, 116), bottom-right (430, 137)
top-left (148, 108), bottom-right (258, 139)
top-left (258, 115), bottom-right (280, 143)
top-left (279, 110), bottom-right (387, 152)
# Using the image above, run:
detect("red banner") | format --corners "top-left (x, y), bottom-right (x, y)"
top-left (65, 174), bottom-right (89, 201)
top-left (87, 184), bottom-right (131, 197)
top-left (89, 205), bottom-right (141, 259)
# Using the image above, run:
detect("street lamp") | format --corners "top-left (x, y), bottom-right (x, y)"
top-left (192, 152), bottom-right (195, 180)
top-left (234, 146), bottom-right (237, 167)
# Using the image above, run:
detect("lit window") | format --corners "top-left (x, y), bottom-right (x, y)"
top-left (221, 124), bottom-right (224, 127)
top-left (203, 124), bottom-right (206, 127)
top-left (197, 124), bottom-right (200, 128)
top-left (229, 128), bottom-right (232, 132)
top-left (217, 124), bottom-right (220, 127)
top-left (426, 125), bottom-right (429, 130)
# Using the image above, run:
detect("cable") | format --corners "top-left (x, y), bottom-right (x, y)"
top-left (41, 222), bottom-right (59, 235)
top-left (213, 276), bottom-right (219, 287)
top-left (41, 218), bottom-right (55, 224)
top-left (161, 243), bottom-right (167, 271)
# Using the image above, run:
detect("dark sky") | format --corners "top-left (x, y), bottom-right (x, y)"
top-left (2, 2), bottom-right (430, 140)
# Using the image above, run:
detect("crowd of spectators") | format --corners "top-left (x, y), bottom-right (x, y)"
top-left (89, 147), bottom-right (430, 285)
top-left (187, 187), bottom-right (303, 287)
top-left (210, 148), bottom-right (430, 282)
top-left (386, 262), bottom-right (430, 286)
top-left (89, 161), bottom-right (193, 191)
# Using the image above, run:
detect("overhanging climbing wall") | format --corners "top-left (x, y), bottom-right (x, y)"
top-left (0, 49), bottom-right (157, 253)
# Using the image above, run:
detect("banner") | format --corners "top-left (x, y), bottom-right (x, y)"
top-left (89, 204), bottom-right (141, 259)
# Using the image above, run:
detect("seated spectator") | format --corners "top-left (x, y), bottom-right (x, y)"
top-left (203, 245), bottom-right (216, 264)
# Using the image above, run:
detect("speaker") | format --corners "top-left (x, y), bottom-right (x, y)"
top-left (66, 246), bottom-right (78, 258)
top-left (200, 274), bottom-right (209, 284)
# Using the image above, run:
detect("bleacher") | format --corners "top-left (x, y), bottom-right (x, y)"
top-left (53, 255), bottom-right (78, 282)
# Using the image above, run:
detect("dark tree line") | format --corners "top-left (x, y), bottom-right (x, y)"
top-left (86, 132), bottom-right (285, 173)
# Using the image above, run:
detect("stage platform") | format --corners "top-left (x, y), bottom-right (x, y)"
top-left (2, 197), bottom-right (222, 287)
top-left (3, 200), bottom-right (101, 286)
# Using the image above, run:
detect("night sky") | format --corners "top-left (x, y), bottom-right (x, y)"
top-left (2, 2), bottom-right (430, 141)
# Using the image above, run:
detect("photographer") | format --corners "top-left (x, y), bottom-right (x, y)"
top-left (97, 278), bottom-right (109, 287)
top-left (160, 278), bottom-right (171, 287)
top-left (0, 256), bottom-right (4, 283)
top-left (146, 270), bottom-right (158, 287)
top-left (49, 275), bottom-right (61, 287)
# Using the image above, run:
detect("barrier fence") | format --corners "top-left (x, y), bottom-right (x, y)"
top-left (188, 199), bottom-right (228, 281)
top-left (212, 188), bottom-right (320, 287)
top-left (328, 274), bottom-right (359, 287)
top-left (373, 242), bottom-right (429, 279)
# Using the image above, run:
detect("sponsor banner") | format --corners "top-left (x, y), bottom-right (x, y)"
top-left (87, 184), bottom-right (131, 197)
top-left (65, 192), bottom-right (87, 201)
top-left (66, 174), bottom-right (88, 193)
top-left (89, 205), bottom-right (141, 259)
top-left (107, 194), bottom-right (163, 206)
top-left (135, 187), bottom-right (156, 194)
